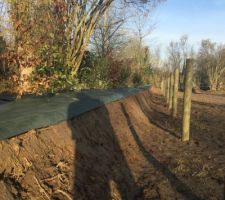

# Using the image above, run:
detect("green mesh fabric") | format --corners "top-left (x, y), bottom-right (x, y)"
top-left (0, 86), bottom-right (149, 140)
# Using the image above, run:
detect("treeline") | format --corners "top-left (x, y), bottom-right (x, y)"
top-left (165, 35), bottom-right (225, 91)
top-left (0, 0), bottom-right (224, 96)
top-left (0, 0), bottom-right (164, 96)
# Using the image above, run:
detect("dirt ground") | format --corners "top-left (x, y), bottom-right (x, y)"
top-left (0, 87), bottom-right (224, 200)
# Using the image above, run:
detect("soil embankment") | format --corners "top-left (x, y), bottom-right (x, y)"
top-left (0, 88), bottom-right (224, 200)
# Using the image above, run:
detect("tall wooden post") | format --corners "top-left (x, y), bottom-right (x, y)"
top-left (164, 77), bottom-right (167, 97)
top-left (161, 79), bottom-right (164, 95)
top-left (182, 59), bottom-right (193, 141)
top-left (172, 68), bottom-right (180, 117)
top-left (166, 77), bottom-right (170, 104)
top-left (169, 73), bottom-right (174, 110)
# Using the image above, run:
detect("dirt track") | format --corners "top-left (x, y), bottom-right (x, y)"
top-left (0, 88), bottom-right (224, 200)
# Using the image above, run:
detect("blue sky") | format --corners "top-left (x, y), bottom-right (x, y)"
top-left (148, 0), bottom-right (225, 54)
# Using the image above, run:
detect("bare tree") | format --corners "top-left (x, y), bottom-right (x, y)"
top-left (55, 0), bottom-right (164, 77)
top-left (166, 35), bottom-right (194, 90)
top-left (197, 39), bottom-right (225, 90)
top-left (167, 35), bottom-right (193, 71)
top-left (167, 40), bottom-right (181, 71)
top-left (91, 4), bottom-right (126, 58)
top-left (130, 11), bottom-right (155, 70)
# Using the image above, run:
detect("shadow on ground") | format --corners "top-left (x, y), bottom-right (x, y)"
top-left (135, 91), bottom-right (181, 139)
top-left (120, 102), bottom-right (203, 200)
top-left (68, 93), bottom-right (140, 200)
top-left (66, 91), bottom-right (203, 200)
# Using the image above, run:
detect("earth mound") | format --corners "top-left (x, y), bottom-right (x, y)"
top-left (0, 88), bottom-right (224, 200)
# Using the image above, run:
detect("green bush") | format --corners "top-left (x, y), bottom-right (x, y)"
top-left (78, 54), bottom-right (109, 89)
top-left (108, 59), bottom-right (131, 88)
top-left (33, 60), bottom-right (76, 93)
top-left (132, 71), bottom-right (143, 86)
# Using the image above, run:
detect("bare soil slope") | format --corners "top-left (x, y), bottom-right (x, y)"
top-left (0, 88), bottom-right (224, 200)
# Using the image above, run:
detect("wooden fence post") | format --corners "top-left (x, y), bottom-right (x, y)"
top-left (182, 59), bottom-right (193, 141)
top-left (163, 77), bottom-right (167, 97)
top-left (161, 79), bottom-right (164, 95)
top-left (172, 68), bottom-right (179, 117)
top-left (169, 73), bottom-right (174, 110)
top-left (166, 77), bottom-right (170, 104)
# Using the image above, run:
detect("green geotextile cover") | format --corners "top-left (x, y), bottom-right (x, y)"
top-left (0, 86), bottom-right (150, 140)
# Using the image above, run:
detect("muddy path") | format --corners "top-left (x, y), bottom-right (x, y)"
top-left (0, 88), bottom-right (224, 200)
